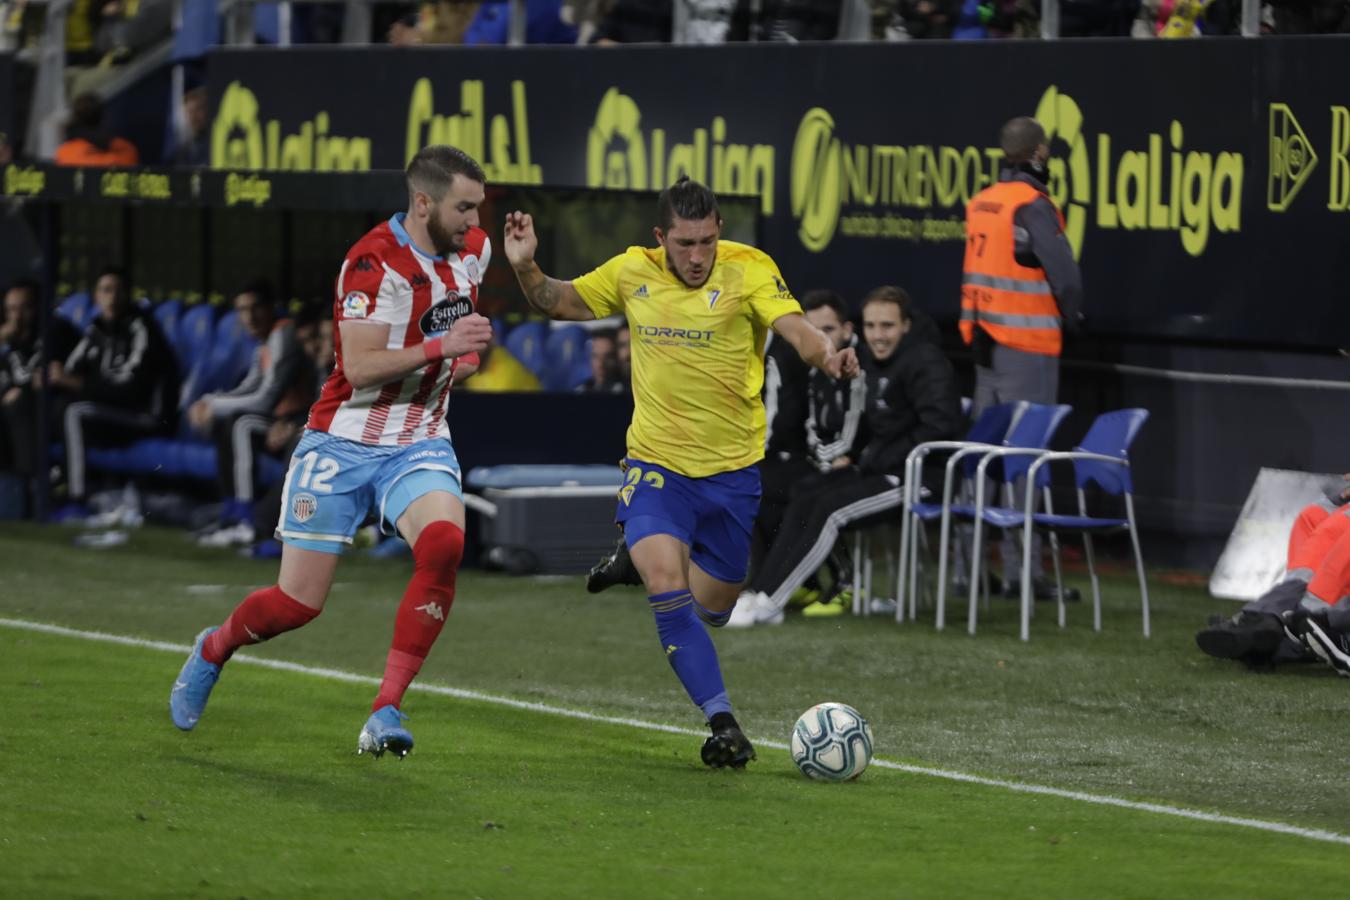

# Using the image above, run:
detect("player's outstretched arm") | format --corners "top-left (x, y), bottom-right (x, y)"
top-left (772, 313), bottom-right (860, 380)
top-left (503, 211), bottom-right (595, 322)
top-left (340, 314), bottom-right (492, 390)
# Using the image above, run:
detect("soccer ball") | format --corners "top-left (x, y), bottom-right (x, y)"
top-left (790, 702), bottom-right (874, 781)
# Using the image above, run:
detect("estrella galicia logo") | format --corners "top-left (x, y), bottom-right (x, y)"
top-left (419, 293), bottom-right (474, 336)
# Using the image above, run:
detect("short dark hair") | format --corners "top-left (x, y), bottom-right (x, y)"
top-left (93, 266), bottom-right (130, 304)
top-left (69, 93), bottom-right (104, 130)
top-left (590, 328), bottom-right (618, 344)
top-left (1000, 117), bottom-right (1046, 166)
top-left (406, 145), bottom-right (486, 203)
top-left (235, 277), bottom-right (276, 314)
top-left (861, 285), bottom-right (913, 323)
top-left (656, 175), bottom-right (720, 232)
top-left (294, 299), bottom-right (328, 331)
top-left (800, 289), bottom-right (848, 323)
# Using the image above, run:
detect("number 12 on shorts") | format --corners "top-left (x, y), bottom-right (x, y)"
top-left (295, 451), bottom-right (340, 493)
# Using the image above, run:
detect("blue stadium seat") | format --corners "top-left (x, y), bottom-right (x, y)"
top-left (541, 325), bottom-right (592, 391)
top-left (153, 299), bottom-right (184, 359)
top-left (175, 303), bottom-right (217, 410)
top-left (57, 292), bottom-right (93, 330)
top-left (503, 321), bottom-right (549, 378)
top-left (204, 309), bottom-right (259, 394)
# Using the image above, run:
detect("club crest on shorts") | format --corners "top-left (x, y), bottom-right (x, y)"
top-left (291, 492), bottom-right (318, 523)
top-left (343, 291), bottom-right (370, 319)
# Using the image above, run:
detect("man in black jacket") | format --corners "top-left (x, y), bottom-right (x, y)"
top-left (45, 267), bottom-right (177, 517)
top-left (729, 285), bottom-right (962, 627)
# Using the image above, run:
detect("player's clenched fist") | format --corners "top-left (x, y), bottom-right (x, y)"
top-left (503, 211), bottom-right (538, 268)
top-left (424, 312), bottom-right (492, 363)
top-left (827, 347), bottom-right (860, 380)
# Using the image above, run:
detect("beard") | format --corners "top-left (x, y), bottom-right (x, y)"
top-left (426, 216), bottom-right (465, 256)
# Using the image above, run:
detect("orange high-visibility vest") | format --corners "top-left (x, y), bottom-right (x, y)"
top-left (960, 181), bottom-right (1064, 357)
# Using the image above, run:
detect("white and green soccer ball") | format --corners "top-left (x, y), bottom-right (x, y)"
top-left (790, 702), bottom-right (874, 781)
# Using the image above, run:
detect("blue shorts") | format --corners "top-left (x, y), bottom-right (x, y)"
top-left (615, 457), bottom-right (761, 584)
top-left (277, 430), bottom-right (463, 555)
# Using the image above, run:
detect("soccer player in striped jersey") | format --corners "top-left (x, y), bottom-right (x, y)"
top-left (504, 176), bottom-right (860, 768)
top-left (169, 145), bottom-right (494, 758)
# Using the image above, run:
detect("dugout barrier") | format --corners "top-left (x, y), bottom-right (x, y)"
top-left (1, 168), bottom-right (761, 518)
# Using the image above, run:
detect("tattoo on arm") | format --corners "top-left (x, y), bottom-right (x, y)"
top-left (530, 278), bottom-right (560, 313)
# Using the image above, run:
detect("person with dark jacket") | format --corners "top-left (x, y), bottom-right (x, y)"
top-left (749, 289), bottom-right (864, 589)
top-left (729, 285), bottom-right (962, 627)
top-left (46, 267), bottom-right (176, 515)
top-left (1, 279), bottom-right (79, 479)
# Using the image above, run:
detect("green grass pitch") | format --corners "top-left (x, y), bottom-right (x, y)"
top-left (2, 523), bottom-right (1349, 897)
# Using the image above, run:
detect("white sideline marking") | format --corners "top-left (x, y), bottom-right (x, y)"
top-left (4, 615), bottom-right (1349, 847)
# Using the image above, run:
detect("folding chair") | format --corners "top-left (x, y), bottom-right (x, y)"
top-left (952, 403), bottom-right (1073, 635)
top-left (896, 401), bottom-right (1023, 625)
top-left (1015, 409), bottom-right (1151, 642)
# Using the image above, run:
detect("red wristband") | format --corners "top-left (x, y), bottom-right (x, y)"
top-left (422, 338), bottom-right (441, 363)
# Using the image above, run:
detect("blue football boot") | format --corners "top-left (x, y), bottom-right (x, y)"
top-left (357, 705), bottom-right (414, 759)
top-left (170, 627), bottom-right (222, 731)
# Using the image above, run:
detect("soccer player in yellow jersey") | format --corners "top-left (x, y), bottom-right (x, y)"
top-left (504, 176), bottom-right (859, 768)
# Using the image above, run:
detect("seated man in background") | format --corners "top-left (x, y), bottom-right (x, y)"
top-left (757, 289), bottom-right (868, 615)
top-left (729, 285), bottom-right (962, 627)
top-left (0, 279), bottom-right (81, 484)
top-left (578, 327), bottom-right (624, 392)
top-left (46, 267), bottom-right (177, 517)
top-left (1198, 476), bottom-right (1350, 671)
top-left (191, 281), bottom-right (314, 547)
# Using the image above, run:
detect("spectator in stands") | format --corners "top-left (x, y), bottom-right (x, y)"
top-left (578, 328), bottom-right (624, 392)
top-left (754, 0), bottom-right (842, 39)
top-left (729, 285), bottom-right (962, 627)
top-left (385, 6), bottom-right (424, 43)
top-left (462, 337), bottom-right (542, 392)
top-left (45, 267), bottom-right (176, 518)
top-left (420, 0), bottom-right (483, 42)
top-left (190, 280), bottom-right (315, 547)
top-left (593, 0), bottom-right (673, 42)
top-left (464, 0), bottom-right (579, 42)
top-left (170, 87), bottom-right (209, 167)
top-left (888, 0), bottom-right (961, 37)
top-left (54, 93), bottom-right (139, 167)
top-left (615, 322), bottom-right (632, 388)
top-left (1059, 0), bottom-right (1140, 35)
top-left (1267, 0), bottom-right (1349, 32)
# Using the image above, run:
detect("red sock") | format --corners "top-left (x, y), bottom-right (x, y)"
top-left (202, 585), bottom-right (320, 665)
top-left (373, 521), bottom-right (464, 711)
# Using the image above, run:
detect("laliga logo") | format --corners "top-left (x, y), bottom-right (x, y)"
top-left (1035, 84), bottom-right (1243, 259)
top-left (790, 108), bottom-right (843, 253)
top-left (1034, 86), bottom-right (1091, 260)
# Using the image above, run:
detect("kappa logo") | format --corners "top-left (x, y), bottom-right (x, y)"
top-left (707, 289), bottom-right (722, 309)
top-left (291, 492), bottom-right (318, 522)
top-left (352, 256), bottom-right (376, 273)
top-left (415, 602), bottom-right (445, 622)
top-left (410, 273), bottom-right (432, 288)
top-left (633, 284), bottom-right (649, 298)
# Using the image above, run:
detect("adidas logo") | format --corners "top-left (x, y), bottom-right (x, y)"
top-left (415, 602), bottom-right (445, 622)
top-left (634, 284), bottom-right (649, 298)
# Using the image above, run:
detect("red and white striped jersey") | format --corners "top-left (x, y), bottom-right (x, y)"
top-left (307, 214), bottom-right (490, 445)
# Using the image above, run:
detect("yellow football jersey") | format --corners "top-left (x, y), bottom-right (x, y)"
top-left (573, 240), bottom-right (802, 478)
